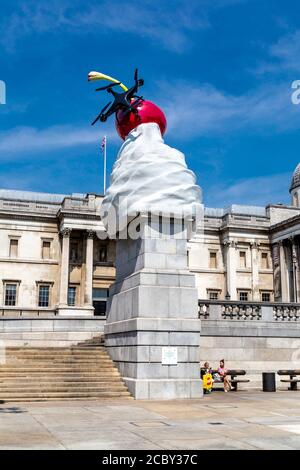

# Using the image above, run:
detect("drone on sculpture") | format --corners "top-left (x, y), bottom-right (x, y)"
top-left (88, 69), bottom-right (144, 125)
top-left (88, 68), bottom-right (167, 140)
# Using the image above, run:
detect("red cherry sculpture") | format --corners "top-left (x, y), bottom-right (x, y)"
top-left (116, 100), bottom-right (167, 140)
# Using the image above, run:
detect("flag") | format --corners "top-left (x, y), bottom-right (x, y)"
top-left (101, 136), bottom-right (106, 154)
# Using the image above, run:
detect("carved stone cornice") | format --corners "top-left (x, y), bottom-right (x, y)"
top-left (86, 230), bottom-right (95, 239)
top-left (0, 212), bottom-right (57, 223)
top-left (60, 228), bottom-right (72, 238)
top-left (250, 241), bottom-right (260, 250)
top-left (223, 239), bottom-right (237, 248)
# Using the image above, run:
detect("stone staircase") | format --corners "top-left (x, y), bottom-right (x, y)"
top-left (0, 340), bottom-right (132, 402)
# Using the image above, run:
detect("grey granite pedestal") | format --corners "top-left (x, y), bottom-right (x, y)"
top-left (104, 213), bottom-right (202, 399)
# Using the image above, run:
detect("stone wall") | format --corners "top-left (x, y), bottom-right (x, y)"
top-left (199, 301), bottom-right (300, 388)
top-left (0, 317), bottom-right (106, 347)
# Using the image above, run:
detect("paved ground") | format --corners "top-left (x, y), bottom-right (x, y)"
top-left (1, 391), bottom-right (300, 449)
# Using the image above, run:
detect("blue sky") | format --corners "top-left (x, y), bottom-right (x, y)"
top-left (0, 0), bottom-right (300, 207)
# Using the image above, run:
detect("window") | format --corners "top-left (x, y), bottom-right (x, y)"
top-left (9, 239), bottom-right (18, 258)
top-left (42, 241), bottom-right (51, 259)
top-left (261, 292), bottom-right (271, 302)
top-left (38, 285), bottom-right (50, 307)
top-left (293, 192), bottom-right (299, 207)
top-left (70, 242), bottom-right (79, 262)
top-left (239, 291), bottom-right (249, 302)
top-left (239, 251), bottom-right (246, 268)
top-left (5, 284), bottom-right (17, 306)
top-left (261, 252), bottom-right (269, 269)
top-left (92, 288), bottom-right (108, 300)
top-left (99, 245), bottom-right (108, 263)
top-left (68, 286), bottom-right (76, 306)
top-left (208, 291), bottom-right (219, 300)
top-left (209, 251), bottom-right (217, 269)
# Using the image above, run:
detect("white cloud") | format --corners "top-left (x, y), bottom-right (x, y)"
top-left (0, 0), bottom-right (206, 53)
top-left (77, 0), bottom-right (210, 53)
top-left (0, 124), bottom-right (117, 158)
top-left (255, 29), bottom-right (300, 75)
top-left (158, 79), bottom-right (299, 139)
top-left (0, 78), bottom-right (298, 159)
top-left (270, 30), bottom-right (300, 72)
top-left (0, 0), bottom-right (244, 53)
top-left (206, 172), bottom-right (291, 208)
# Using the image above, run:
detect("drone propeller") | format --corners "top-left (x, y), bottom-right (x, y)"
top-left (91, 101), bottom-right (112, 125)
top-left (95, 82), bottom-right (121, 92)
top-left (133, 69), bottom-right (144, 88)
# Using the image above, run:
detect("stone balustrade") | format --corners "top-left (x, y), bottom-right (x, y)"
top-left (62, 195), bottom-right (101, 212)
top-left (273, 304), bottom-right (300, 321)
top-left (0, 194), bottom-right (103, 215)
top-left (198, 300), bottom-right (300, 322)
top-left (0, 199), bottom-right (59, 213)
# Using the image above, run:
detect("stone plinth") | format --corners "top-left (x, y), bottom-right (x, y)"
top-left (104, 214), bottom-right (202, 399)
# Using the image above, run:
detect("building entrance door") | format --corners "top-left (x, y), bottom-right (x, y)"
top-left (92, 288), bottom-right (109, 316)
top-left (93, 300), bottom-right (107, 316)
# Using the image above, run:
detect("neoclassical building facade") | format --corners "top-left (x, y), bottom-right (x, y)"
top-left (1, 164), bottom-right (300, 316)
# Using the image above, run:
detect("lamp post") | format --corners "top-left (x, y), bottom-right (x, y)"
top-left (225, 291), bottom-right (231, 301)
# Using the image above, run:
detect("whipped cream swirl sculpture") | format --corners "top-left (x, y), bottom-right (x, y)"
top-left (88, 69), bottom-right (202, 233)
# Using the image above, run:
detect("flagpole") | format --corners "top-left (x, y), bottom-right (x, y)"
top-left (103, 135), bottom-right (107, 195)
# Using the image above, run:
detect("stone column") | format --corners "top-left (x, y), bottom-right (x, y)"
top-left (279, 241), bottom-right (289, 302)
top-left (272, 243), bottom-right (281, 301)
top-left (291, 238), bottom-right (299, 302)
top-left (295, 241), bottom-right (300, 302)
top-left (58, 228), bottom-right (71, 306)
top-left (84, 230), bottom-right (94, 306)
top-left (224, 240), bottom-right (237, 300)
top-left (250, 241), bottom-right (260, 301)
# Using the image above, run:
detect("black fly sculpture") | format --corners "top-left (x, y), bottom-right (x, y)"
top-left (91, 69), bottom-right (144, 125)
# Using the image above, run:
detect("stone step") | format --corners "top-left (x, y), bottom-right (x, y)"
top-left (0, 397), bottom-right (133, 402)
top-left (7, 352), bottom-right (111, 356)
top-left (6, 346), bottom-right (106, 352)
top-left (4, 359), bottom-right (113, 367)
top-left (0, 363), bottom-right (116, 369)
top-left (0, 370), bottom-right (118, 376)
top-left (0, 384), bottom-right (128, 392)
top-left (0, 369), bottom-right (120, 380)
top-left (6, 351), bottom-right (108, 357)
top-left (0, 377), bottom-right (122, 383)
top-left (8, 346), bottom-right (106, 350)
top-left (3, 351), bottom-right (108, 357)
top-left (0, 391), bottom-right (132, 400)
top-left (0, 341), bottom-right (107, 348)
top-left (5, 358), bottom-right (110, 364)
top-left (0, 338), bottom-right (131, 401)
